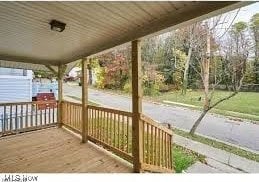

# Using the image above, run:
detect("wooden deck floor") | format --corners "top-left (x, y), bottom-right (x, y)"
top-left (0, 127), bottom-right (133, 173)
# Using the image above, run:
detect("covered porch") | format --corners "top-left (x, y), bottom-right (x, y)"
top-left (0, 1), bottom-right (251, 173)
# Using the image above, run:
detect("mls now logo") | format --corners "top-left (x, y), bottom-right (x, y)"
top-left (2, 175), bottom-right (38, 182)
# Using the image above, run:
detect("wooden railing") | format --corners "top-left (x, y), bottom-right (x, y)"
top-left (61, 101), bottom-right (133, 162)
top-left (61, 101), bottom-right (82, 134)
top-left (61, 100), bottom-right (173, 172)
top-left (88, 105), bottom-right (133, 162)
top-left (0, 100), bottom-right (58, 136)
top-left (0, 100), bottom-right (173, 172)
top-left (140, 114), bottom-right (173, 173)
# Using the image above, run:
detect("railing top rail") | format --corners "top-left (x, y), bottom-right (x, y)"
top-left (62, 100), bottom-right (132, 117)
top-left (0, 100), bottom-right (58, 106)
top-left (88, 105), bottom-right (132, 117)
top-left (62, 100), bottom-right (82, 107)
top-left (140, 114), bottom-right (173, 135)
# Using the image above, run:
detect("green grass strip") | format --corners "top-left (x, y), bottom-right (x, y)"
top-left (173, 128), bottom-right (259, 162)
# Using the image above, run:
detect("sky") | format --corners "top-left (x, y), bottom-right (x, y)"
top-left (204, 2), bottom-right (259, 42)
top-left (234, 2), bottom-right (259, 23)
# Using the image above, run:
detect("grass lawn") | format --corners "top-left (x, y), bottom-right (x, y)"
top-left (86, 86), bottom-right (259, 122)
top-left (174, 128), bottom-right (259, 162)
top-left (152, 90), bottom-right (259, 122)
top-left (173, 144), bottom-right (205, 173)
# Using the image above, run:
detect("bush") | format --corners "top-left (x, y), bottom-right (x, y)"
top-left (143, 83), bottom-right (160, 96)
top-left (94, 67), bottom-right (105, 89)
top-left (142, 71), bottom-right (165, 96)
top-left (123, 82), bottom-right (132, 93)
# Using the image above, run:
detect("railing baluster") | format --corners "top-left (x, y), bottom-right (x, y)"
top-left (154, 127), bottom-right (157, 166)
top-left (110, 112), bottom-right (113, 145)
top-left (40, 106), bottom-right (43, 127)
top-left (48, 107), bottom-right (51, 124)
top-left (3, 106), bottom-right (6, 134)
top-left (170, 135), bottom-right (173, 169)
top-left (106, 111), bottom-right (109, 144)
top-left (53, 105), bottom-right (55, 123)
top-left (95, 109), bottom-right (97, 138)
top-left (30, 104), bottom-right (33, 127)
top-left (74, 105), bottom-right (76, 129)
top-left (101, 110), bottom-right (103, 141)
top-left (151, 125), bottom-right (154, 165)
top-left (87, 107), bottom-right (90, 135)
top-left (117, 114), bottom-right (120, 149)
top-left (21, 104), bottom-right (24, 130)
top-left (10, 105), bottom-right (12, 132)
top-left (44, 104), bottom-right (47, 126)
top-left (26, 104), bottom-right (28, 128)
top-left (77, 105), bottom-right (79, 130)
top-left (143, 120), bottom-right (145, 162)
top-left (96, 109), bottom-right (98, 139)
top-left (97, 109), bottom-right (100, 140)
top-left (92, 108), bottom-right (95, 136)
top-left (147, 123), bottom-right (150, 164)
top-left (162, 131), bottom-right (165, 166)
top-left (100, 110), bottom-right (103, 141)
top-left (127, 116), bottom-right (129, 153)
top-left (70, 104), bottom-right (72, 127)
top-left (102, 111), bottom-right (105, 143)
top-left (113, 114), bottom-right (116, 147)
top-left (122, 115), bottom-right (125, 151)
top-left (36, 104), bottom-right (38, 127)
top-left (164, 132), bottom-right (167, 167)
top-left (76, 105), bottom-right (78, 130)
top-left (102, 110), bottom-right (105, 141)
top-left (169, 134), bottom-right (170, 168)
top-left (158, 129), bottom-right (161, 166)
top-left (15, 105), bottom-right (18, 133)
top-left (1, 107), bottom-right (3, 135)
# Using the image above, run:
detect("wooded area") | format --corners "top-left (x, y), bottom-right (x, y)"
top-left (84, 12), bottom-right (259, 134)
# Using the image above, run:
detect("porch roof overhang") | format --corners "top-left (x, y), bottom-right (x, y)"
top-left (0, 1), bottom-right (252, 72)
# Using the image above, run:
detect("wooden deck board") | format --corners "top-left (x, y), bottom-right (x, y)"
top-left (0, 127), bottom-right (133, 173)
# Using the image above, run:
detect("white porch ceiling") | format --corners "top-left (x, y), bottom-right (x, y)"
top-left (0, 1), bottom-right (252, 69)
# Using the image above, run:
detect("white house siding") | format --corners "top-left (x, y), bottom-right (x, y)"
top-left (0, 69), bottom-right (32, 103)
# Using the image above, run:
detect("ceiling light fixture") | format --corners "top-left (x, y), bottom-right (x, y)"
top-left (49, 20), bottom-right (66, 32)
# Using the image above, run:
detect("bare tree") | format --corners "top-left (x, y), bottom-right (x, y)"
top-left (182, 25), bottom-right (194, 95)
top-left (189, 16), bottom-right (250, 135)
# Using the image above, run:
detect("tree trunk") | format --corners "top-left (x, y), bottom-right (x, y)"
top-left (203, 26), bottom-right (211, 109)
top-left (88, 59), bottom-right (93, 85)
top-left (190, 24), bottom-right (210, 135)
top-left (88, 68), bottom-right (93, 85)
top-left (182, 47), bottom-right (192, 95)
top-left (190, 91), bottom-right (238, 135)
top-left (189, 109), bottom-right (209, 135)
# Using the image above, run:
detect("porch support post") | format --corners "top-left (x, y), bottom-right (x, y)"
top-left (81, 58), bottom-right (88, 143)
top-left (131, 40), bottom-right (143, 173)
top-left (57, 64), bottom-right (66, 128)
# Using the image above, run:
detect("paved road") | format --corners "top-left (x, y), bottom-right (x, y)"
top-left (64, 84), bottom-right (259, 152)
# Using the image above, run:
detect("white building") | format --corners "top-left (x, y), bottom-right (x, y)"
top-left (0, 67), bottom-right (33, 103)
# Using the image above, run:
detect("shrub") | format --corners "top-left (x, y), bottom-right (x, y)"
top-left (94, 67), bottom-right (105, 89)
top-left (123, 81), bottom-right (132, 93)
top-left (143, 71), bottom-right (165, 96)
